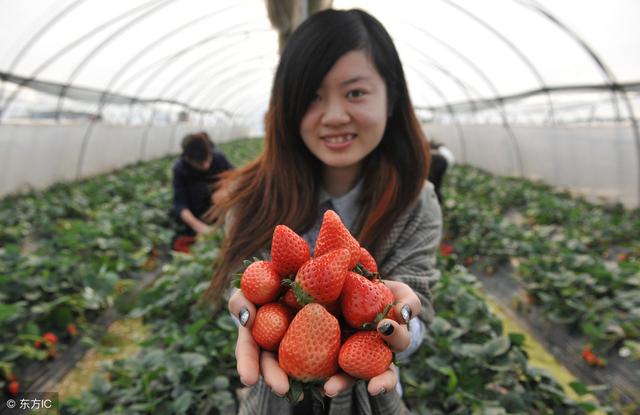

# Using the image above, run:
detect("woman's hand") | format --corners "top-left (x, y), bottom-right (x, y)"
top-left (229, 290), bottom-right (290, 396)
top-left (324, 280), bottom-right (421, 397)
top-left (229, 280), bottom-right (421, 398)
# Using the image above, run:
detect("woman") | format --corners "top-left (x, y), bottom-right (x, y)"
top-left (205, 9), bottom-right (442, 414)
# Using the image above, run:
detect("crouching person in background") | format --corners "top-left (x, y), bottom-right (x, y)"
top-left (171, 132), bottom-right (234, 253)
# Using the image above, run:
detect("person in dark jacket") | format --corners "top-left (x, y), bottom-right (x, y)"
top-left (171, 132), bottom-right (233, 252)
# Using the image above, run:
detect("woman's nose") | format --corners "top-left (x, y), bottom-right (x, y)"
top-left (321, 99), bottom-right (350, 126)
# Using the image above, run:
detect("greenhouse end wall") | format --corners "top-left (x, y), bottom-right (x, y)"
top-left (0, 122), bottom-right (249, 198)
top-left (423, 124), bottom-right (639, 209)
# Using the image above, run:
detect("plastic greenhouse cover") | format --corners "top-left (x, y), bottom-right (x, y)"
top-left (0, 0), bottom-right (639, 124)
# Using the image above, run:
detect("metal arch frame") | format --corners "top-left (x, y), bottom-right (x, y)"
top-left (94, 2), bottom-right (247, 112)
top-left (186, 59), bottom-right (276, 111)
top-left (401, 20), bottom-right (524, 173)
top-left (0, 0), bottom-right (89, 109)
top-left (137, 55), bottom-right (275, 161)
top-left (127, 29), bottom-right (274, 118)
top-left (204, 72), bottom-right (274, 114)
top-left (440, 0), bottom-right (557, 123)
top-left (0, 0), bottom-right (167, 120)
top-left (401, 63), bottom-right (468, 162)
top-left (118, 25), bottom-right (271, 120)
top-left (397, 40), bottom-right (524, 173)
top-left (514, 0), bottom-right (640, 205)
top-left (156, 43), bottom-right (274, 104)
top-left (55, 0), bottom-right (180, 119)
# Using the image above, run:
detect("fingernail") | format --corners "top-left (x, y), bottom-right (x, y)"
top-left (271, 388), bottom-right (285, 398)
top-left (379, 322), bottom-right (394, 336)
top-left (371, 387), bottom-right (386, 396)
top-left (325, 391), bottom-right (337, 398)
top-left (401, 304), bottom-right (412, 324)
top-left (238, 307), bottom-right (249, 326)
top-left (240, 376), bottom-right (248, 386)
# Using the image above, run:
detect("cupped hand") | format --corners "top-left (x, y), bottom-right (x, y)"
top-left (229, 279), bottom-right (421, 398)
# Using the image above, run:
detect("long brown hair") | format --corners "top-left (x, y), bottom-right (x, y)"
top-left (203, 9), bottom-right (430, 304)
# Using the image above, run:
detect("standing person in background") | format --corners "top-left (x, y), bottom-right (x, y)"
top-left (204, 8), bottom-right (442, 414)
top-left (171, 132), bottom-right (234, 253)
top-left (428, 141), bottom-right (455, 204)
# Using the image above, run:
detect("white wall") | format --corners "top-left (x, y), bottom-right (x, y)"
top-left (0, 121), bottom-right (251, 197)
top-left (423, 123), bottom-right (639, 208)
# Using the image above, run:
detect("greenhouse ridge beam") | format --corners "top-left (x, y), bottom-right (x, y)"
top-left (54, 0), bottom-right (179, 119)
top-left (0, 0), bottom-right (169, 119)
top-left (417, 82), bottom-right (640, 115)
top-left (0, 71), bottom-right (231, 118)
top-left (441, 0), bottom-right (556, 123)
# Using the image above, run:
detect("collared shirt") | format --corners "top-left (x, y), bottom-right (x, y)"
top-left (303, 179), bottom-right (364, 252)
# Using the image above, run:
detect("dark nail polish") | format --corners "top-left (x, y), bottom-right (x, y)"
top-left (239, 307), bottom-right (249, 326)
top-left (379, 322), bottom-right (394, 336)
top-left (401, 304), bottom-right (412, 324)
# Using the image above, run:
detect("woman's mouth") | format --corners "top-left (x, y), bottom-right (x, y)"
top-left (321, 133), bottom-right (357, 150)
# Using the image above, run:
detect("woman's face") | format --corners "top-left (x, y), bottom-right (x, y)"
top-left (300, 50), bottom-right (387, 173)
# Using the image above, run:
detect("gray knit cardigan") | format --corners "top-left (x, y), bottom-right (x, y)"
top-left (236, 181), bottom-right (442, 415)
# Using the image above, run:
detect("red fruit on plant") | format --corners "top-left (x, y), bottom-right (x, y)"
top-left (358, 247), bottom-right (378, 273)
top-left (340, 272), bottom-right (395, 328)
top-left (278, 303), bottom-right (341, 382)
top-left (252, 303), bottom-right (295, 352)
top-left (440, 243), bottom-right (454, 257)
top-left (314, 210), bottom-right (360, 269)
top-left (7, 380), bottom-right (19, 396)
top-left (34, 340), bottom-right (42, 349)
top-left (271, 225), bottom-right (310, 277)
top-left (338, 331), bottom-right (392, 380)
top-left (282, 288), bottom-right (302, 310)
top-left (67, 323), bottom-right (78, 337)
top-left (293, 248), bottom-right (350, 304)
top-left (240, 261), bottom-right (282, 305)
top-left (43, 332), bottom-right (58, 345)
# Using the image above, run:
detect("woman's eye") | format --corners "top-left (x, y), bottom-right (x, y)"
top-left (347, 89), bottom-right (365, 99)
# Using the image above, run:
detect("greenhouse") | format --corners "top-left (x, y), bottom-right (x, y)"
top-left (1, 0), bottom-right (638, 414)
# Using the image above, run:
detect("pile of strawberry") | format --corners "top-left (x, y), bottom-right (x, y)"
top-left (238, 210), bottom-right (403, 385)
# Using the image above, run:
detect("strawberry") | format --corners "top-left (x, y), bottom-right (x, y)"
top-left (252, 303), bottom-right (295, 352)
top-left (34, 339), bottom-right (42, 349)
top-left (7, 380), bottom-right (19, 396)
top-left (271, 225), bottom-right (310, 277)
top-left (67, 323), bottom-right (78, 337)
top-left (240, 261), bottom-right (282, 305)
top-left (43, 332), bottom-right (58, 345)
top-left (340, 272), bottom-right (395, 328)
top-left (293, 248), bottom-right (350, 305)
top-left (358, 247), bottom-right (378, 273)
top-left (314, 210), bottom-right (360, 269)
top-left (278, 303), bottom-right (341, 382)
top-left (338, 331), bottom-right (392, 380)
top-left (282, 288), bottom-right (302, 310)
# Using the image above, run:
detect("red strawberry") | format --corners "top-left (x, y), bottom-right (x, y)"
top-left (34, 339), bottom-right (42, 349)
top-left (7, 380), bottom-right (19, 396)
top-left (43, 332), bottom-right (58, 345)
top-left (252, 303), bottom-right (294, 352)
top-left (271, 225), bottom-right (310, 277)
top-left (314, 210), bottom-right (360, 269)
top-left (282, 288), bottom-right (302, 310)
top-left (340, 272), bottom-right (395, 328)
top-left (358, 247), bottom-right (378, 273)
top-left (293, 248), bottom-right (350, 304)
top-left (240, 261), bottom-right (282, 305)
top-left (440, 243), bottom-right (454, 257)
top-left (279, 303), bottom-right (341, 382)
top-left (67, 323), bottom-right (78, 337)
top-left (338, 331), bottom-right (392, 380)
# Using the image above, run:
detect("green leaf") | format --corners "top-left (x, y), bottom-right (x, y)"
top-left (508, 332), bottom-right (525, 347)
top-left (482, 337), bottom-right (510, 358)
top-left (569, 381), bottom-right (589, 396)
top-left (292, 282), bottom-right (315, 306)
top-left (172, 391), bottom-right (193, 414)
